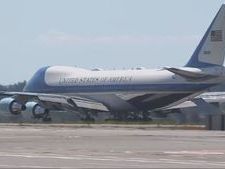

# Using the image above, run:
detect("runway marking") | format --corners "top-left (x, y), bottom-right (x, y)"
top-left (164, 150), bottom-right (225, 155)
top-left (0, 164), bottom-right (76, 169)
top-left (159, 158), bottom-right (225, 166)
top-left (0, 153), bottom-right (225, 167)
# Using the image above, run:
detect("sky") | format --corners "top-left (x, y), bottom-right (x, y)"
top-left (0, 0), bottom-right (223, 84)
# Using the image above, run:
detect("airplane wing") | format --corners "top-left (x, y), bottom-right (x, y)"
top-left (0, 91), bottom-right (109, 112)
top-left (164, 92), bottom-right (225, 110)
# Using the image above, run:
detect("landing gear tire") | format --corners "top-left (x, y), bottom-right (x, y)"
top-left (82, 112), bottom-right (95, 122)
top-left (142, 111), bottom-right (152, 121)
top-left (42, 111), bottom-right (52, 122)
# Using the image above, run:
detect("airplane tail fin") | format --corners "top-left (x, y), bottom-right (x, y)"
top-left (186, 5), bottom-right (225, 68)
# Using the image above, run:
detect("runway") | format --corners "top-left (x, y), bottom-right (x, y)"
top-left (0, 124), bottom-right (224, 168)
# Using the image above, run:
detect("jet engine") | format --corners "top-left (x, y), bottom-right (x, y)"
top-left (25, 102), bottom-right (49, 119)
top-left (0, 97), bottom-right (26, 115)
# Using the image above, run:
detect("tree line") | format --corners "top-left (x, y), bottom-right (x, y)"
top-left (0, 81), bottom-right (26, 92)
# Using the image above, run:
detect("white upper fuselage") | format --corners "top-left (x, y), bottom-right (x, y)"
top-left (44, 66), bottom-right (215, 88)
top-left (46, 66), bottom-right (175, 87)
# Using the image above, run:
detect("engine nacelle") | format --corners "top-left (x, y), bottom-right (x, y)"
top-left (25, 102), bottom-right (49, 119)
top-left (0, 97), bottom-right (26, 115)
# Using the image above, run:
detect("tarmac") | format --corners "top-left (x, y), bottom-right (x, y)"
top-left (0, 124), bottom-right (224, 168)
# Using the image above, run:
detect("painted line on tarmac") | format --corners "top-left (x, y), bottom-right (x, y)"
top-left (0, 153), bottom-right (224, 167)
top-left (164, 150), bottom-right (225, 155)
top-left (0, 164), bottom-right (75, 169)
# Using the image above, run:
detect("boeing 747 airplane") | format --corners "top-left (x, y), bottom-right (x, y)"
top-left (1, 5), bottom-right (225, 120)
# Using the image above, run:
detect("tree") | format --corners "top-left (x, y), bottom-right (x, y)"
top-left (0, 81), bottom-right (26, 92)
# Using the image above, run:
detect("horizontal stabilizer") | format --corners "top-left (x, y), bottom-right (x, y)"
top-left (164, 67), bottom-right (218, 80)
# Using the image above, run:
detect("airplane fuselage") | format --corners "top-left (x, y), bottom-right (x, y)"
top-left (23, 66), bottom-right (222, 112)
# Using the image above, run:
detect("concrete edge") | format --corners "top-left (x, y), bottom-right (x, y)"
top-left (0, 123), bottom-right (206, 130)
